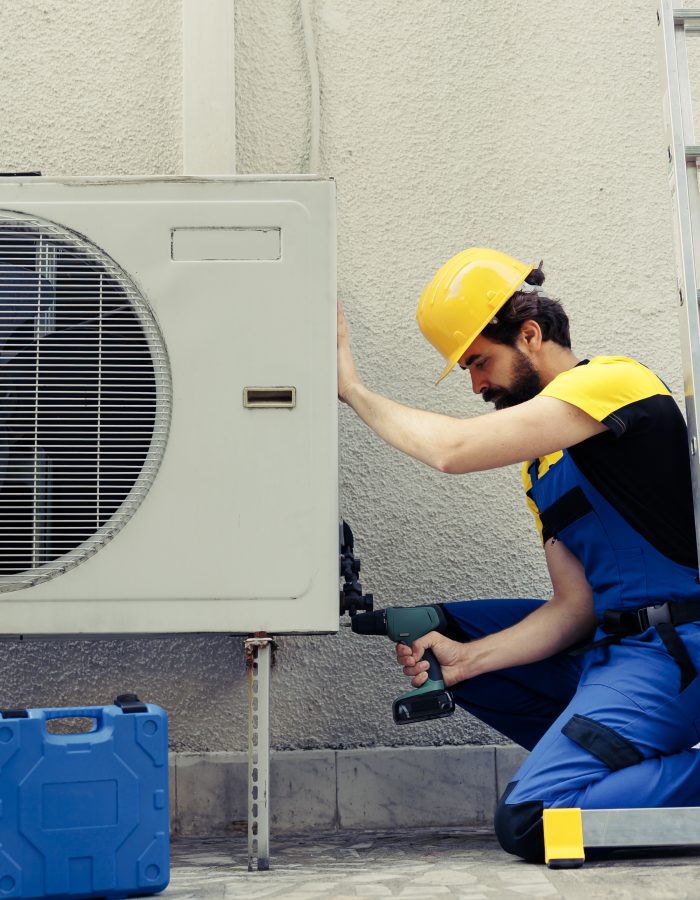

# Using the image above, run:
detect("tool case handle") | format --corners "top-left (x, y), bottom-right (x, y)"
top-left (40, 707), bottom-right (107, 722)
top-left (0, 707), bottom-right (108, 735)
top-left (1, 695), bottom-right (149, 723)
top-left (0, 708), bottom-right (105, 721)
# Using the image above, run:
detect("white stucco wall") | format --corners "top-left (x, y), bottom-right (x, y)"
top-left (0, 0), bottom-right (181, 175)
top-left (0, 0), bottom-right (687, 751)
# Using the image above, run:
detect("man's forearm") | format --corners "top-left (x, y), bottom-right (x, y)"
top-left (343, 379), bottom-right (605, 476)
top-left (454, 597), bottom-right (597, 682)
top-left (344, 381), bottom-right (466, 472)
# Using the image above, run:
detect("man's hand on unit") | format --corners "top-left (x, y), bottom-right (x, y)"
top-left (337, 302), bottom-right (362, 404)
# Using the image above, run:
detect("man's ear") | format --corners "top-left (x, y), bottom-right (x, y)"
top-left (518, 319), bottom-right (543, 352)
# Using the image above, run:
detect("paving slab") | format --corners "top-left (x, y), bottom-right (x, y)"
top-left (337, 746), bottom-right (496, 829)
top-left (175, 750), bottom-right (337, 835)
top-left (168, 828), bottom-right (700, 899)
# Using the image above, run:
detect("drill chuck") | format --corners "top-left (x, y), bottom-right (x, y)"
top-left (350, 609), bottom-right (388, 636)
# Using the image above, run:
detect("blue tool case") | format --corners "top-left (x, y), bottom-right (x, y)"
top-left (0, 695), bottom-right (169, 899)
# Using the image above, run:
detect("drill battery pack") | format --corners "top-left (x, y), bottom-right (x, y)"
top-left (0, 696), bottom-right (169, 900)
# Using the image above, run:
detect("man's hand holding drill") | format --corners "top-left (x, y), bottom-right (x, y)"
top-left (397, 632), bottom-right (469, 688)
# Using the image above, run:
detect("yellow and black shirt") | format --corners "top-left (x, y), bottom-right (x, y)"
top-left (522, 356), bottom-right (697, 569)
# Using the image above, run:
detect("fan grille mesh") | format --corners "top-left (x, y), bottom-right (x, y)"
top-left (0, 211), bottom-right (171, 592)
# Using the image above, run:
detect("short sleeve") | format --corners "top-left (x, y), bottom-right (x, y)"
top-left (538, 356), bottom-right (672, 438)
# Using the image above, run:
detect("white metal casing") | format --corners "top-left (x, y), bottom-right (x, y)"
top-left (0, 175), bottom-right (338, 635)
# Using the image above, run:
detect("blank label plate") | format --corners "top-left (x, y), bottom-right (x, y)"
top-left (171, 227), bottom-right (281, 261)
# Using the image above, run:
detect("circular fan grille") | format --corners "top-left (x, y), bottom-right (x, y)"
top-left (0, 211), bottom-right (171, 592)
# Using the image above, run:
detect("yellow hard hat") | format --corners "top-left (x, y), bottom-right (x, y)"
top-left (416, 247), bottom-right (534, 384)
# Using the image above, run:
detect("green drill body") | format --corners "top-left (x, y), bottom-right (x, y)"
top-left (382, 605), bottom-right (444, 643)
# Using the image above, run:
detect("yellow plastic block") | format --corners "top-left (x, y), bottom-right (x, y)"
top-left (543, 807), bottom-right (585, 868)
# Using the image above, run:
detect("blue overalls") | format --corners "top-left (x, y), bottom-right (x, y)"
top-left (442, 446), bottom-right (700, 862)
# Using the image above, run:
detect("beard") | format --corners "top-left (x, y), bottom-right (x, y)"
top-left (482, 349), bottom-right (543, 410)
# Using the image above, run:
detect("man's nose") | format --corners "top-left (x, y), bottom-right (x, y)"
top-left (470, 371), bottom-right (486, 395)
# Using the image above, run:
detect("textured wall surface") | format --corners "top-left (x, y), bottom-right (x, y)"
top-left (0, 0), bottom-right (686, 752)
top-left (0, 0), bottom-right (181, 175)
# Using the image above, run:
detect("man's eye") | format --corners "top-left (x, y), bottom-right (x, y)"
top-left (476, 360), bottom-right (486, 370)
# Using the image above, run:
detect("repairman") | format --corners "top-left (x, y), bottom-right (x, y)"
top-left (337, 248), bottom-right (700, 862)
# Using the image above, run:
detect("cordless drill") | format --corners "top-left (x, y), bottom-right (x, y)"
top-left (351, 606), bottom-right (456, 725)
top-left (339, 521), bottom-right (455, 725)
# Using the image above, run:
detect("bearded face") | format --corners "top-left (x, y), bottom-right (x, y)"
top-left (481, 348), bottom-right (543, 410)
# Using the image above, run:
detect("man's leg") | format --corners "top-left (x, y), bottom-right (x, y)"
top-left (494, 623), bottom-right (700, 862)
top-left (442, 599), bottom-right (584, 750)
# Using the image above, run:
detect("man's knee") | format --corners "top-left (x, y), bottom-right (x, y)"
top-left (494, 782), bottom-right (545, 863)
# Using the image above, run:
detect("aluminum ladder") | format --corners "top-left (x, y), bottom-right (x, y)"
top-left (542, 0), bottom-right (700, 868)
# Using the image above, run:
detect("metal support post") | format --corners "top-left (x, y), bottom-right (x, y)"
top-left (245, 635), bottom-right (273, 872)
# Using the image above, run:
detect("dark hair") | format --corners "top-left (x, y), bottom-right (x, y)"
top-left (481, 267), bottom-right (571, 349)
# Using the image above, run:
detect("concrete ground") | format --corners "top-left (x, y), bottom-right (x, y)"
top-left (168, 828), bottom-right (700, 899)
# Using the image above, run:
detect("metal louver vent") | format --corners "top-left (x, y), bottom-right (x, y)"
top-left (0, 211), bottom-right (171, 592)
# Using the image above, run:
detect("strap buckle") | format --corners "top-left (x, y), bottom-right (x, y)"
top-left (636, 602), bottom-right (672, 631)
top-left (602, 602), bottom-right (673, 636)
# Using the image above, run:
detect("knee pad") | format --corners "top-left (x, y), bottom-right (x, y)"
top-left (494, 782), bottom-right (545, 863)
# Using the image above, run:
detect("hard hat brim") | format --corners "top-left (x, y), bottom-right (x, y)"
top-left (435, 347), bottom-right (467, 385)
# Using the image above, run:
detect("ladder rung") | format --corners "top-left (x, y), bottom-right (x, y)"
top-left (675, 8), bottom-right (700, 22)
top-left (674, 8), bottom-right (700, 29)
top-left (582, 807), bottom-right (700, 849)
top-left (686, 146), bottom-right (700, 160)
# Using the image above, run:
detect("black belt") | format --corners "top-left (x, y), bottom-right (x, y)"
top-left (570, 600), bottom-right (700, 691)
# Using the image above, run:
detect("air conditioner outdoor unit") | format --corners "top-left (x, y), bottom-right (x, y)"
top-left (0, 175), bottom-right (338, 636)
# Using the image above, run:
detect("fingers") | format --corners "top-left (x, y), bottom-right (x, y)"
top-left (396, 643), bottom-right (421, 666)
top-left (396, 643), bottom-right (429, 685)
top-left (396, 634), bottom-right (446, 687)
top-left (337, 301), bottom-right (348, 338)
top-left (395, 643), bottom-right (411, 662)
top-left (412, 632), bottom-right (448, 662)
top-left (396, 641), bottom-right (429, 665)
top-left (337, 302), bottom-right (360, 404)
top-left (402, 660), bottom-right (429, 676)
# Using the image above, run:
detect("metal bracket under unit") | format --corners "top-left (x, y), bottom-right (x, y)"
top-left (245, 635), bottom-right (275, 871)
